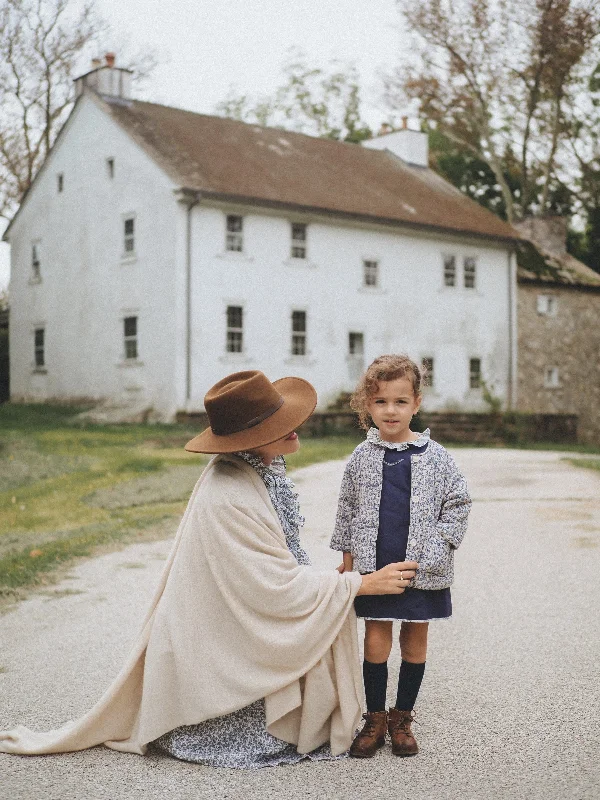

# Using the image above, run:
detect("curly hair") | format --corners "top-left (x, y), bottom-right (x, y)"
top-left (350, 354), bottom-right (424, 431)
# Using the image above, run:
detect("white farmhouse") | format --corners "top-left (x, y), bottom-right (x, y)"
top-left (6, 59), bottom-right (521, 421)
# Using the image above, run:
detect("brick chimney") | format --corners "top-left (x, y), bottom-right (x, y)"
top-left (74, 53), bottom-right (133, 101)
top-left (513, 216), bottom-right (567, 257)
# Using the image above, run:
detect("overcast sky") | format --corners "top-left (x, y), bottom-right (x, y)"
top-left (0, 0), bottom-right (408, 291)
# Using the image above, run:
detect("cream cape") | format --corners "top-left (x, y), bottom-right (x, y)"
top-left (0, 455), bottom-right (364, 757)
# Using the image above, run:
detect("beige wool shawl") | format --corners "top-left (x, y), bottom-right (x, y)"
top-left (0, 455), bottom-right (364, 757)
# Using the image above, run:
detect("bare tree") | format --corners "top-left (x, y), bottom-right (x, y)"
top-left (385, 0), bottom-right (600, 222)
top-left (0, 0), bottom-right (160, 221)
top-left (216, 50), bottom-right (373, 143)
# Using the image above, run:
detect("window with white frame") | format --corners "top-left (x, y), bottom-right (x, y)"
top-left (537, 294), bottom-right (558, 316)
top-left (291, 310), bottom-right (307, 355)
top-left (443, 255), bottom-right (456, 287)
top-left (349, 332), bottom-right (364, 356)
top-left (123, 217), bottom-right (135, 255)
top-left (107, 158), bottom-right (115, 179)
top-left (226, 305), bottom-right (243, 353)
top-left (226, 215), bottom-right (243, 252)
top-left (464, 256), bottom-right (477, 289)
top-left (57, 174), bottom-right (64, 193)
top-left (363, 259), bottom-right (379, 287)
top-left (31, 242), bottom-right (41, 279)
top-left (469, 357), bottom-right (481, 389)
top-left (123, 316), bottom-right (138, 360)
top-left (422, 357), bottom-right (434, 388)
top-left (290, 223), bottom-right (307, 259)
top-left (544, 366), bottom-right (560, 388)
top-left (34, 328), bottom-right (45, 367)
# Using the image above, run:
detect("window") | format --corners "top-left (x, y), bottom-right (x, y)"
top-left (291, 223), bottom-right (307, 259)
top-left (464, 257), bottom-right (477, 289)
top-left (469, 358), bottom-right (481, 389)
top-left (34, 328), bottom-right (45, 367)
top-left (443, 255), bottom-right (456, 287)
top-left (537, 294), bottom-right (558, 316)
top-left (291, 310), bottom-right (307, 356)
top-left (349, 332), bottom-right (364, 356)
top-left (544, 366), bottom-right (560, 388)
top-left (123, 316), bottom-right (138, 360)
top-left (363, 260), bottom-right (379, 287)
top-left (57, 174), bottom-right (64, 193)
top-left (107, 158), bottom-right (115, 179)
top-left (123, 217), bottom-right (135, 254)
top-left (422, 357), bottom-right (434, 388)
top-left (31, 242), bottom-right (41, 279)
top-left (226, 305), bottom-right (243, 353)
top-left (226, 215), bottom-right (243, 252)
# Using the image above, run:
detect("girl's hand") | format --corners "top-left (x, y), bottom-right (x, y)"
top-left (356, 561), bottom-right (419, 596)
top-left (336, 563), bottom-right (346, 573)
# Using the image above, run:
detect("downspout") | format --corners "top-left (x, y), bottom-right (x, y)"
top-left (507, 248), bottom-right (518, 411)
top-left (175, 188), bottom-right (201, 406)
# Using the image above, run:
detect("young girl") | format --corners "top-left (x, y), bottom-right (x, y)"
top-left (331, 354), bottom-right (471, 758)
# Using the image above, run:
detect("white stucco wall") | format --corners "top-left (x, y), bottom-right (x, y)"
top-left (186, 205), bottom-right (514, 414)
top-left (8, 94), bottom-right (180, 416)
top-left (7, 92), bottom-right (514, 420)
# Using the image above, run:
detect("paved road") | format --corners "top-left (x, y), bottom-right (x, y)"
top-left (1, 449), bottom-right (599, 800)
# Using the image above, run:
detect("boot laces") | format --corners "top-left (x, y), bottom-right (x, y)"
top-left (360, 713), bottom-right (381, 737)
top-left (390, 710), bottom-right (416, 734)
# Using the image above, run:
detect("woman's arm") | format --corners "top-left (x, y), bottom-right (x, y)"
top-left (356, 561), bottom-right (419, 596)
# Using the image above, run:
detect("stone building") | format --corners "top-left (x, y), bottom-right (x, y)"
top-left (515, 217), bottom-right (600, 444)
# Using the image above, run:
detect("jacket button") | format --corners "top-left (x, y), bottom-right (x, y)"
top-left (409, 539), bottom-right (417, 547)
top-left (412, 495), bottom-right (419, 502)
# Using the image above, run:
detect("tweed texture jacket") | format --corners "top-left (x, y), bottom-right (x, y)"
top-left (330, 428), bottom-right (472, 590)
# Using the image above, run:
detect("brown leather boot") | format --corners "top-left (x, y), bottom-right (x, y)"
top-left (388, 708), bottom-right (418, 756)
top-left (349, 711), bottom-right (388, 758)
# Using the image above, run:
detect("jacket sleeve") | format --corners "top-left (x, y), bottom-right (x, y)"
top-left (330, 457), bottom-right (357, 553)
top-left (435, 453), bottom-right (472, 549)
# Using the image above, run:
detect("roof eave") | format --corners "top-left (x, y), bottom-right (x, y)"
top-left (182, 187), bottom-right (522, 246)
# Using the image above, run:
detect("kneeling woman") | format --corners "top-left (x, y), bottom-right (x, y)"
top-left (0, 371), bottom-right (417, 768)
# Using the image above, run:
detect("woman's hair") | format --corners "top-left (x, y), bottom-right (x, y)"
top-left (350, 354), bottom-right (424, 430)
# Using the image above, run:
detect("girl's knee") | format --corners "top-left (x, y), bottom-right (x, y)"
top-left (364, 621), bottom-right (393, 661)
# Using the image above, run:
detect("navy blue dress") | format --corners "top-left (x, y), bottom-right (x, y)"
top-left (354, 442), bottom-right (452, 621)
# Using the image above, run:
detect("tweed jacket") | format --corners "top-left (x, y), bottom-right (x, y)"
top-left (330, 428), bottom-right (472, 590)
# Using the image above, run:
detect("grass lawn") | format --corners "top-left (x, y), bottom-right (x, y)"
top-left (0, 404), bottom-right (361, 602)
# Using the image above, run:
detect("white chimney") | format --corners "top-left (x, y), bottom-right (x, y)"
top-left (74, 54), bottom-right (133, 101)
top-left (363, 123), bottom-right (429, 168)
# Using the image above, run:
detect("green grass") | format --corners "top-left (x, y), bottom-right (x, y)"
top-left (0, 403), bottom-right (360, 601)
top-left (564, 457), bottom-right (600, 472)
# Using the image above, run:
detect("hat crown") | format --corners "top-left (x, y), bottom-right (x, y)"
top-left (204, 371), bottom-right (283, 437)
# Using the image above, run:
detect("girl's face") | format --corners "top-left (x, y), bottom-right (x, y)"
top-left (366, 377), bottom-right (422, 442)
top-left (250, 430), bottom-right (300, 465)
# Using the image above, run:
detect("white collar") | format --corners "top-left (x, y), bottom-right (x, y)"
top-left (367, 427), bottom-right (431, 451)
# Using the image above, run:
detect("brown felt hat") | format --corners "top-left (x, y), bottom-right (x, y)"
top-left (184, 370), bottom-right (317, 454)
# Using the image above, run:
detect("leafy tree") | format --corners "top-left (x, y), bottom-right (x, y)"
top-left (215, 50), bottom-right (373, 144)
top-left (385, 0), bottom-right (600, 223)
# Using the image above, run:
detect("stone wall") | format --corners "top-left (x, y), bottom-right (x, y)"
top-left (176, 409), bottom-right (579, 446)
top-left (517, 282), bottom-right (600, 445)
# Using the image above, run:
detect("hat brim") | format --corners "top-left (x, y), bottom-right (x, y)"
top-left (184, 377), bottom-right (317, 454)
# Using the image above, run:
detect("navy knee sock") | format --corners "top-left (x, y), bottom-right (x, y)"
top-left (395, 660), bottom-right (426, 710)
top-left (363, 660), bottom-right (388, 712)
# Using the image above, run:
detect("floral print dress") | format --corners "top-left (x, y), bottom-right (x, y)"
top-left (151, 452), bottom-right (340, 769)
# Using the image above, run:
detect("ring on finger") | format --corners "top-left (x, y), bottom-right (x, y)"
top-left (399, 571), bottom-right (404, 581)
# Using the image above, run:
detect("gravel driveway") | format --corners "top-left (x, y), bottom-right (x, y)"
top-left (1, 448), bottom-right (599, 800)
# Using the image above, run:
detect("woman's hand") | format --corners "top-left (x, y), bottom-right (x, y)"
top-left (356, 561), bottom-right (419, 596)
